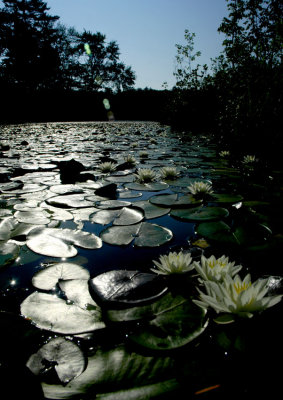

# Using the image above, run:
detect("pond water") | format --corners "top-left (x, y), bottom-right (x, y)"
top-left (0, 121), bottom-right (282, 399)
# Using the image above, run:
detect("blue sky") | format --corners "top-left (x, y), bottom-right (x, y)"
top-left (45, 0), bottom-right (229, 89)
top-left (1, 0), bottom-right (229, 89)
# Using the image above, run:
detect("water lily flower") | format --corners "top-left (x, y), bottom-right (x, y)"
top-left (139, 151), bottom-right (149, 158)
top-left (124, 154), bottom-right (136, 166)
top-left (194, 273), bottom-right (282, 318)
top-left (159, 166), bottom-right (179, 180)
top-left (98, 162), bottom-right (116, 173)
top-left (151, 251), bottom-right (195, 275)
top-left (242, 155), bottom-right (257, 164)
top-left (219, 150), bottom-right (230, 158)
top-left (193, 255), bottom-right (242, 282)
top-left (134, 168), bottom-right (156, 183)
top-left (187, 181), bottom-right (213, 197)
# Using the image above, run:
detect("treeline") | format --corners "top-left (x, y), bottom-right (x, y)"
top-left (169, 0), bottom-right (283, 159)
top-left (0, 0), bottom-right (282, 160)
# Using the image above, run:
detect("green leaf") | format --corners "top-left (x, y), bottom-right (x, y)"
top-left (171, 206), bottom-right (229, 222)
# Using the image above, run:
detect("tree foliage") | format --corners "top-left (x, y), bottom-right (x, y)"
top-left (0, 0), bottom-right (135, 93)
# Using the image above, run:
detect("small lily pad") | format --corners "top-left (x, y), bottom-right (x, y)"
top-left (91, 207), bottom-right (143, 226)
top-left (14, 209), bottom-right (51, 225)
top-left (47, 194), bottom-right (94, 208)
top-left (27, 337), bottom-right (86, 384)
top-left (95, 200), bottom-right (132, 209)
top-left (171, 206), bottom-right (229, 222)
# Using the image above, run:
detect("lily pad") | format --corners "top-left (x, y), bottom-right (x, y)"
top-left (95, 200), bottom-right (132, 209)
top-left (91, 207), bottom-right (143, 226)
top-left (32, 263), bottom-right (90, 290)
top-left (100, 222), bottom-right (173, 247)
top-left (47, 194), bottom-right (94, 208)
top-left (130, 293), bottom-right (207, 350)
top-left (0, 241), bottom-right (20, 266)
top-left (27, 337), bottom-right (86, 384)
top-left (89, 270), bottom-right (168, 306)
top-left (14, 209), bottom-right (51, 225)
top-left (171, 206), bottom-right (229, 222)
top-left (125, 182), bottom-right (169, 191)
top-left (149, 193), bottom-right (201, 208)
top-left (20, 291), bottom-right (105, 334)
top-left (27, 227), bottom-right (102, 257)
top-left (133, 200), bottom-right (170, 219)
top-left (50, 184), bottom-right (84, 195)
top-left (59, 279), bottom-right (98, 309)
top-left (211, 193), bottom-right (243, 204)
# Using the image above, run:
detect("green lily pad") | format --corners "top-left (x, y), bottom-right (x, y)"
top-left (89, 270), bottom-right (168, 306)
top-left (171, 206), bottom-right (229, 222)
top-left (20, 291), bottom-right (105, 334)
top-left (125, 182), bottom-right (169, 191)
top-left (149, 194), bottom-right (178, 206)
top-left (132, 200), bottom-right (170, 219)
top-left (211, 193), bottom-right (243, 203)
top-left (118, 190), bottom-right (143, 199)
top-left (32, 262), bottom-right (90, 290)
top-left (129, 293), bottom-right (208, 350)
top-left (100, 222), bottom-right (173, 247)
top-left (27, 337), bottom-right (86, 384)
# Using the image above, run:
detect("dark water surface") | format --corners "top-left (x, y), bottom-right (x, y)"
top-left (0, 121), bottom-right (282, 399)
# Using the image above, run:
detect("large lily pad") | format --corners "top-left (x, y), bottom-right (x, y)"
top-left (20, 291), bottom-right (105, 334)
top-left (89, 270), bottom-right (168, 306)
top-left (171, 206), bottom-right (229, 222)
top-left (95, 200), bottom-right (132, 209)
top-left (100, 222), bottom-right (173, 247)
top-left (27, 227), bottom-right (102, 257)
top-left (149, 193), bottom-right (201, 208)
top-left (14, 209), bottom-right (51, 225)
top-left (47, 194), bottom-right (94, 208)
top-left (27, 337), bottom-right (86, 384)
top-left (32, 262), bottom-right (90, 290)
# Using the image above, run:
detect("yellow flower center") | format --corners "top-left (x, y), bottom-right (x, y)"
top-left (233, 282), bottom-right (251, 294)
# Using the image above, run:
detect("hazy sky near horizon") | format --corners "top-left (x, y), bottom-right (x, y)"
top-left (2, 0), bottom-right (230, 89)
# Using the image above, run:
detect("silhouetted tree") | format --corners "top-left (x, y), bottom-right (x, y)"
top-left (0, 0), bottom-right (61, 91)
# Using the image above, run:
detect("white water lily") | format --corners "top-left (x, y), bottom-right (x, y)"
top-left (219, 150), bottom-right (230, 158)
top-left (151, 251), bottom-right (195, 275)
top-left (159, 166), bottom-right (179, 180)
top-left (124, 154), bottom-right (137, 165)
top-left (194, 273), bottom-right (282, 318)
top-left (98, 162), bottom-right (116, 173)
top-left (242, 155), bottom-right (257, 164)
top-left (187, 181), bottom-right (213, 197)
top-left (134, 168), bottom-right (156, 183)
top-left (193, 255), bottom-right (242, 282)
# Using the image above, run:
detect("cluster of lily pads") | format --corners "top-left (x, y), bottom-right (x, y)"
top-left (0, 121), bottom-right (282, 399)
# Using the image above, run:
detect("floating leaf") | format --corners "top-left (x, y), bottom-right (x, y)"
top-left (32, 263), bottom-right (90, 290)
top-left (134, 200), bottom-right (170, 219)
top-left (89, 270), bottom-right (168, 306)
top-left (95, 200), bottom-right (131, 209)
top-left (100, 224), bottom-right (140, 246)
top-left (27, 337), bottom-right (86, 384)
top-left (149, 193), bottom-right (178, 206)
top-left (100, 222), bottom-right (173, 247)
top-left (20, 291), bottom-right (105, 334)
top-left (50, 184), bottom-right (84, 195)
top-left (27, 227), bottom-right (102, 257)
top-left (125, 182), bottom-right (169, 191)
top-left (118, 190), bottom-right (142, 199)
top-left (0, 241), bottom-right (20, 266)
top-left (134, 222), bottom-right (173, 247)
top-left (171, 206), bottom-right (229, 222)
top-left (91, 207), bottom-right (143, 226)
top-left (14, 209), bottom-right (51, 225)
top-left (59, 279), bottom-right (98, 309)
top-left (130, 293), bottom-right (207, 350)
top-left (211, 193), bottom-right (243, 204)
top-left (47, 194), bottom-right (94, 208)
